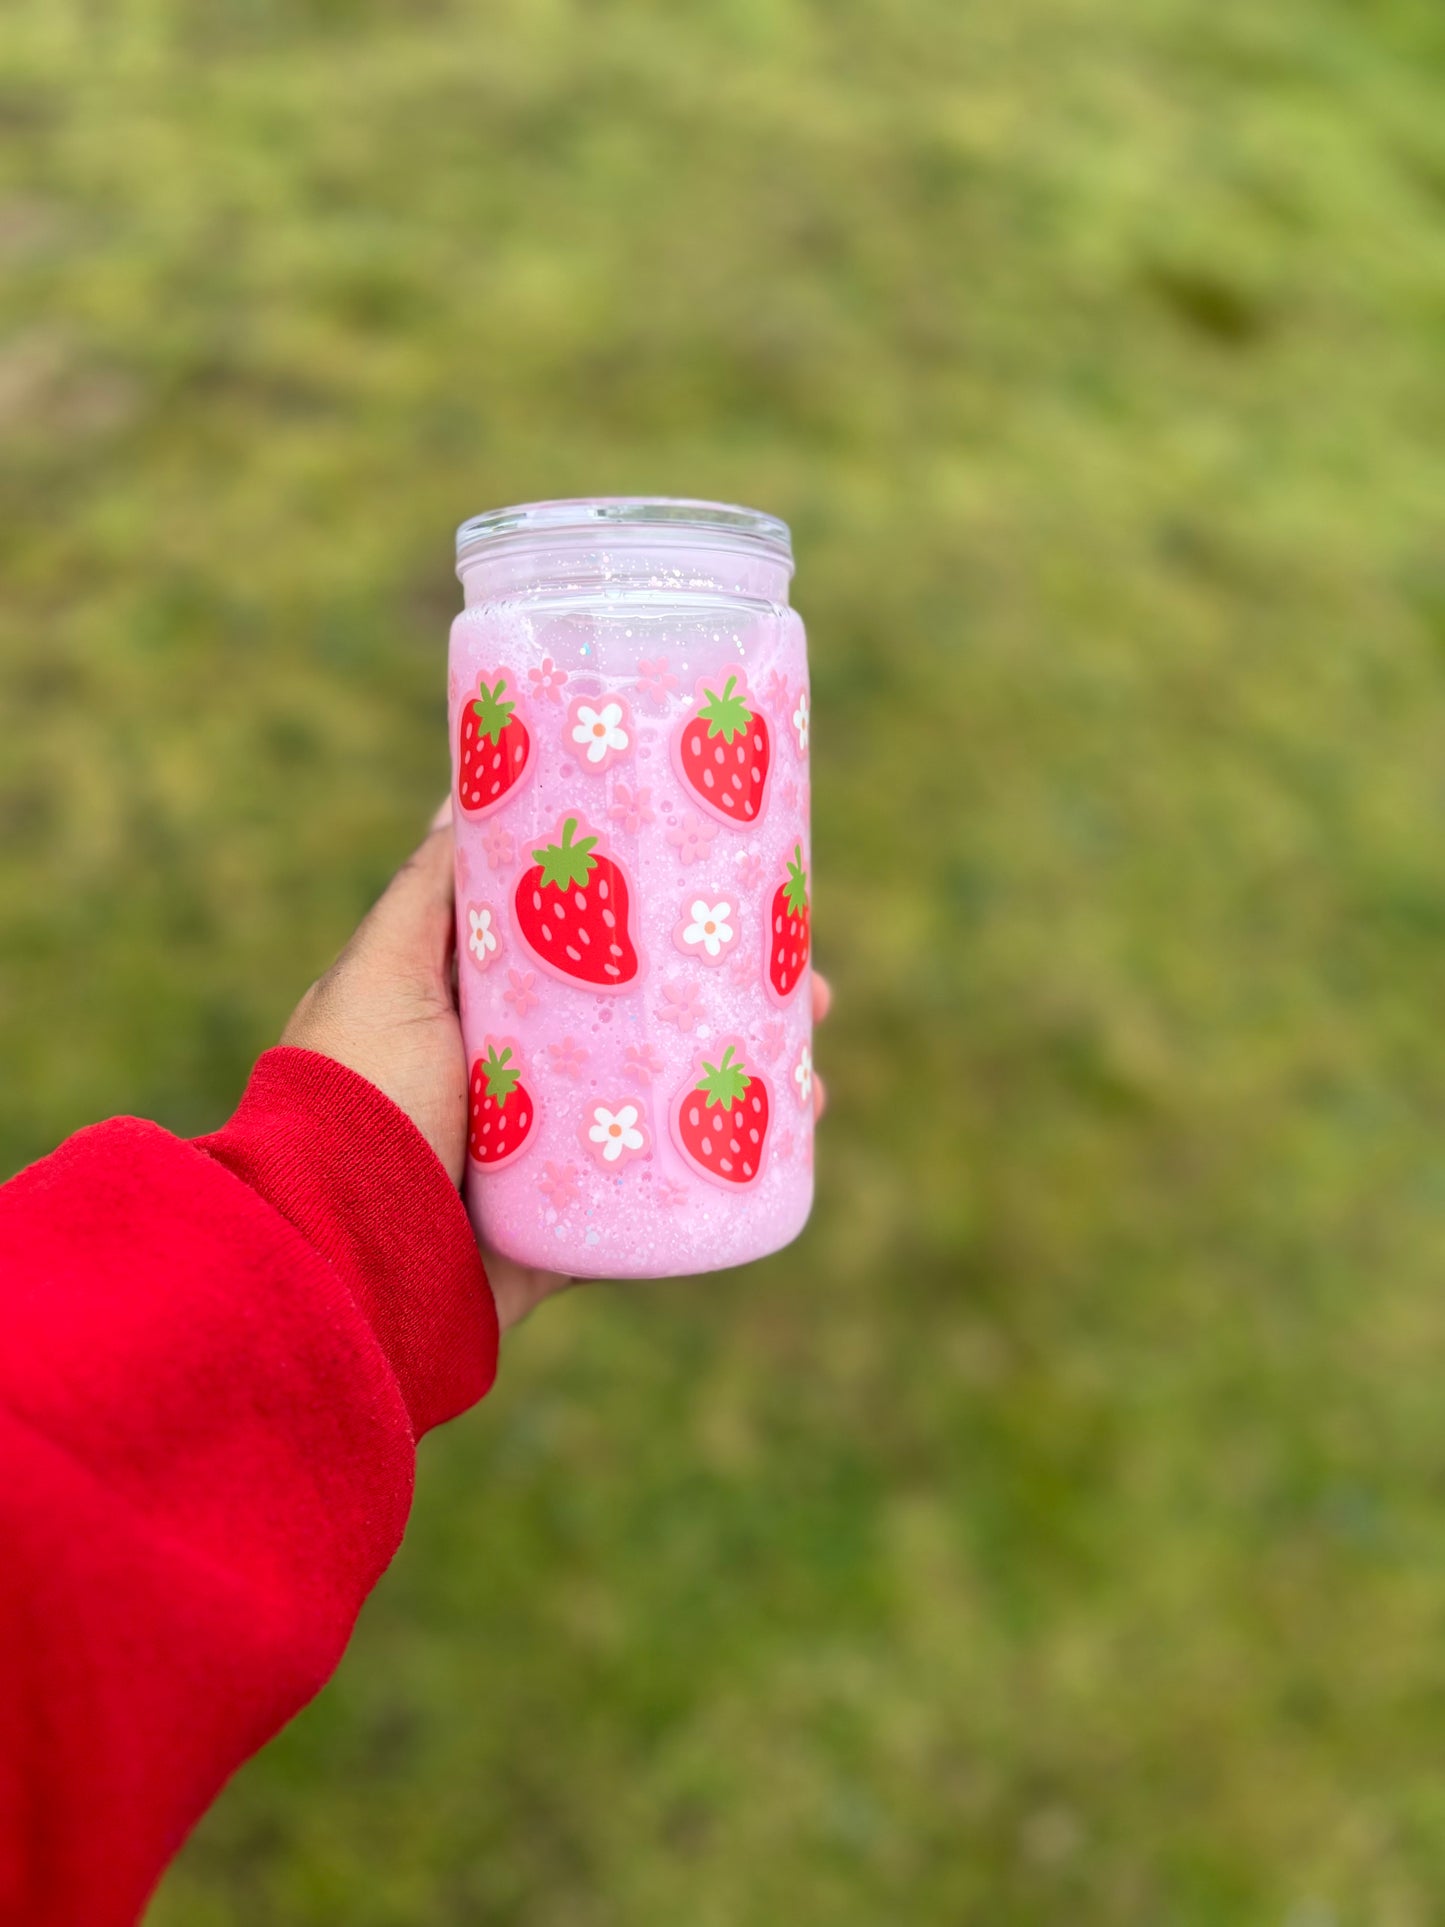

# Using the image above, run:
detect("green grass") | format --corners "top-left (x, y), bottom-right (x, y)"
top-left (4, 0), bottom-right (1445, 1918)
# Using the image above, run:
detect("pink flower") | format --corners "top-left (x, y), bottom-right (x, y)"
top-left (503, 968), bottom-right (539, 1016)
top-left (729, 950), bottom-right (758, 989)
top-left (624, 1042), bottom-right (665, 1084)
top-left (548, 1036), bottom-right (588, 1078)
top-left (668, 811), bottom-right (718, 867)
top-left (609, 784), bottom-right (656, 835)
top-left (736, 851), bottom-right (764, 892)
top-left (539, 1161), bottom-right (581, 1207)
top-left (483, 824), bottom-right (515, 871)
top-left (782, 778), bottom-right (801, 813)
top-left (760, 1021), bottom-right (786, 1063)
top-left (775, 1131), bottom-right (794, 1165)
top-left (636, 657), bottom-right (679, 708)
top-left (766, 668), bottom-right (790, 711)
top-left (657, 980), bottom-right (704, 1032)
top-left (528, 656), bottom-right (567, 703)
top-left (655, 1177), bottom-right (689, 1209)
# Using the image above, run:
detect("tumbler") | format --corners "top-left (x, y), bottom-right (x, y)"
top-left (447, 498), bottom-right (813, 1278)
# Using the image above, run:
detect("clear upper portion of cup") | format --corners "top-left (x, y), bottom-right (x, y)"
top-left (455, 497), bottom-right (793, 580)
top-left (455, 498), bottom-right (796, 611)
top-left (453, 496), bottom-right (801, 683)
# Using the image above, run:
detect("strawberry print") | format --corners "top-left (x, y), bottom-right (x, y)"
top-left (670, 1038), bottom-right (772, 1188)
top-left (671, 672), bottom-right (772, 826)
top-left (513, 813), bottom-right (640, 990)
top-left (457, 670), bottom-right (531, 817)
top-left (467, 1037), bottom-right (538, 1170)
top-left (765, 843), bottom-right (810, 1005)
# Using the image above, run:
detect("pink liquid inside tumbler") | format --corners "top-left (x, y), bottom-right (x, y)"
top-left (447, 498), bottom-right (813, 1278)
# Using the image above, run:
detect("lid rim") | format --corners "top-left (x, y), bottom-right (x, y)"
top-left (455, 496), bottom-right (793, 566)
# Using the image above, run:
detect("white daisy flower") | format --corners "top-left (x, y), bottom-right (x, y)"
top-left (682, 900), bottom-right (734, 958)
top-left (588, 1103), bottom-right (645, 1161)
top-left (792, 688), bottom-right (810, 753)
top-left (467, 905), bottom-right (498, 963)
top-left (572, 701), bottom-right (629, 764)
top-left (793, 1042), bottom-right (813, 1108)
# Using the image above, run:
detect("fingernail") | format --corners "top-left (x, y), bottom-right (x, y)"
top-left (430, 797), bottom-right (453, 832)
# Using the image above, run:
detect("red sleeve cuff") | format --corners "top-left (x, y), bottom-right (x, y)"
top-left (195, 1047), bottom-right (498, 1437)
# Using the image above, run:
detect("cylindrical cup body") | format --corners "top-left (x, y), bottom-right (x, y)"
top-left (448, 500), bottom-right (814, 1279)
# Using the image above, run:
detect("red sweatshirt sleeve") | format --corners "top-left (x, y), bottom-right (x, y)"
top-left (0, 1047), bottom-right (497, 1927)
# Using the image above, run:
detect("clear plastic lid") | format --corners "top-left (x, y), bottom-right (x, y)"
top-left (455, 496), bottom-right (793, 574)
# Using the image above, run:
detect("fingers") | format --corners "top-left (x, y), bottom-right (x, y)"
top-left (811, 973), bottom-right (830, 1117)
top-left (484, 1253), bottom-right (578, 1333)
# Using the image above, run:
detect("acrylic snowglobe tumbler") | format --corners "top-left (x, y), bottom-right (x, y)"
top-left (448, 497), bottom-right (814, 1279)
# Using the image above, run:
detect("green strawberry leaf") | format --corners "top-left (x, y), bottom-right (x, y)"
top-left (482, 1043), bottom-right (522, 1104)
top-left (696, 674), bottom-right (754, 744)
top-left (696, 1043), bottom-right (751, 1111)
top-left (533, 816), bottom-right (598, 891)
top-left (783, 844), bottom-right (809, 916)
top-left (472, 676), bottom-right (517, 746)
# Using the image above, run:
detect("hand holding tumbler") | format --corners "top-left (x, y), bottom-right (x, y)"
top-left (448, 498), bottom-right (814, 1278)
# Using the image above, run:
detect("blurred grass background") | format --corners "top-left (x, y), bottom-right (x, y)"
top-left (4, 0), bottom-right (1445, 1918)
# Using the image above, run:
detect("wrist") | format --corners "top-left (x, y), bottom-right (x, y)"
top-left (196, 1047), bottom-right (498, 1434)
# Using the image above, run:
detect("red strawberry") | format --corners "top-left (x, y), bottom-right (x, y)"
top-left (467, 1038), bottom-right (537, 1169)
top-left (672, 673), bottom-right (772, 825)
top-left (457, 671), bottom-right (531, 817)
top-left (514, 814), bottom-right (639, 990)
top-left (766, 843), bottom-right (811, 1004)
top-left (671, 1039), bottom-right (772, 1187)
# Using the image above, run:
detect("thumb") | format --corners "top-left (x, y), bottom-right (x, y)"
top-left (352, 808), bottom-right (457, 992)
